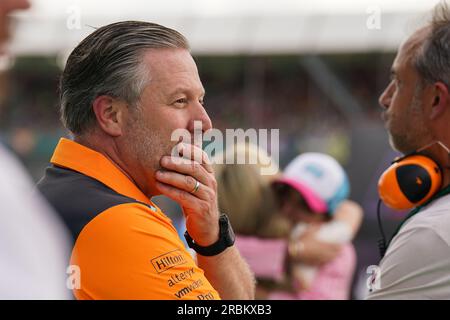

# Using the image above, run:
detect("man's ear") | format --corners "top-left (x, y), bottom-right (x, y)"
top-left (430, 82), bottom-right (449, 120)
top-left (92, 95), bottom-right (127, 137)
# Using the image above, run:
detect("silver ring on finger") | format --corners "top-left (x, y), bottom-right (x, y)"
top-left (190, 179), bottom-right (200, 194)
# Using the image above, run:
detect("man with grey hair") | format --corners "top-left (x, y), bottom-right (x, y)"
top-left (37, 21), bottom-right (255, 299)
top-left (368, 1), bottom-right (450, 299)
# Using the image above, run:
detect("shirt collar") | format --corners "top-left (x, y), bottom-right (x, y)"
top-left (50, 138), bottom-right (153, 205)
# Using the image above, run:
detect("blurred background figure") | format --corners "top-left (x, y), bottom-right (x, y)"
top-left (214, 143), bottom-right (288, 239)
top-left (213, 144), bottom-right (362, 300)
top-left (0, 0), bottom-right (29, 52)
top-left (272, 153), bottom-right (363, 299)
top-left (213, 142), bottom-right (291, 298)
top-left (0, 0), bottom-right (70, 299)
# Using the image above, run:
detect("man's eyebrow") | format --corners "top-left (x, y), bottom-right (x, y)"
top-left (168, 87), bottom-right (205, 97)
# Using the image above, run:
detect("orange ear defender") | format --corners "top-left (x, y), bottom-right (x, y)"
top-left (378, 154), bottom-right (442, 210)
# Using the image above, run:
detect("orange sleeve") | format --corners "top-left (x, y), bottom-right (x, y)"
top-left (70, 203), bottom-right (220, 300)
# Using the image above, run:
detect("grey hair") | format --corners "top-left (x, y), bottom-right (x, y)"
top-left (413, 1), bottom-right (450, 87)
top-left (60, 21), bottom-right (189, 135)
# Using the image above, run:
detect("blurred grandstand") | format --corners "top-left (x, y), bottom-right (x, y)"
top-left (0, 0), bottom-right (442, 299)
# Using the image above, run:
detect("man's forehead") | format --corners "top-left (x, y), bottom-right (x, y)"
top-left (142, 48), bottom-right (197, 74)
top-left (394, 26), bottom-right (431, 68)
top-left (141, 48), bottom-right (204, 93)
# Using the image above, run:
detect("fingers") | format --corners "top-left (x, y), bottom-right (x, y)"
top-left (155, 181), bottom-right (214, 216)
top-left (172, 143), bottom-right (213, 174)
top-left (154, 180), bottom-right (219, 245)
top-left (157, 142), bottom-right (220, 246)
top-left (155, 169), bottom-right (214, 202)
top-left (160, 156), bottom-right (214, 188)
top-left (155, 180), bottom-right (197, 208)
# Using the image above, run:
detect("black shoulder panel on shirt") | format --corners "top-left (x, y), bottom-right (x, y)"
top-left (37, 165), bottom-right (144, 242)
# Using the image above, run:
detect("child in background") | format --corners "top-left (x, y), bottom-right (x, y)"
top-left (272, 152), bottom-right (362, 300)
top-left (214, 145), bottom-right (362, 299)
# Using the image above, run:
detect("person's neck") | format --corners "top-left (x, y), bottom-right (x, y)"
top-left (73, 134), bottom-right (149, 195)
top-left (424, 140), bottom-right (450, 190)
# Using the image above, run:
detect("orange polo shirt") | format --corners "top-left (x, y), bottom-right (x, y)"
top-left (38, 138), bottom-right (220, 300)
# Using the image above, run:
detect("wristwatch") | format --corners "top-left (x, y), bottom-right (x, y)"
top-left (184, 213), bottom-right (235, 256)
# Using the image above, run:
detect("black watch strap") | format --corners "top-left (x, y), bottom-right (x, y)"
top-left (184, 213), bottom-right (235, 256)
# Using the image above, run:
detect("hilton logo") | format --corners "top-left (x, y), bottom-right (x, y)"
top-left (151, 249), bottom-right (188, 274)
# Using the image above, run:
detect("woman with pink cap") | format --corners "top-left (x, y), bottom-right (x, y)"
top-left (214, 145), bottom-right (362, 299)
top-left (271, 152), bottom-right (363, 299)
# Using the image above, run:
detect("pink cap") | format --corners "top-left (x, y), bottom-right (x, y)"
top-left (276, 177), bottom-right (328, 214)
top-left (275, 153), bottom-right (350, 215)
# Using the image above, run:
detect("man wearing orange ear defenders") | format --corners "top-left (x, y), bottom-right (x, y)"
top-left (368, 1), bottom-right (450, 299)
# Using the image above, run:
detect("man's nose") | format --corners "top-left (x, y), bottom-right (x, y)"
top-left (188, 102), bottom-right (212, 134)
top-left (379, 87), bottom-right (392, 110)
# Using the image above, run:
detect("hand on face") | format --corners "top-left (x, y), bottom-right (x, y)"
top-left (154, 142), bottom-right (220, 247)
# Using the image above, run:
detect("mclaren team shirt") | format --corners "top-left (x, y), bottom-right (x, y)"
top-left (37, 138), bottom-right (220, 300)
